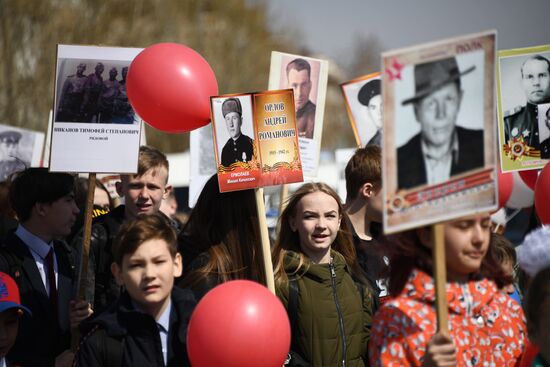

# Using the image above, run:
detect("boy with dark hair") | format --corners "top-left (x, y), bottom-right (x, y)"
top-left (78, 145), bottom-right (178, 313)
top-left (75, 214), bottom-right (195, 367)
top-left (344, 145), bottom-right (388, 304)
top-left (0, 168), bottom-right (91, 367)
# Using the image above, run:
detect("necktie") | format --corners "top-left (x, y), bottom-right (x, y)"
top-left (45, 247), bottom-right (58, 321)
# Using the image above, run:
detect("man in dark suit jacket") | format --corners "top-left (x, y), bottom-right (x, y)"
top-left (0, 168), bottom-right (89, 367)
top-left (397, 57), bottom-right (484, 190)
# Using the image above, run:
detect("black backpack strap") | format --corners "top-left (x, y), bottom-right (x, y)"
top-left (288, 278), bottom-right (299, 340)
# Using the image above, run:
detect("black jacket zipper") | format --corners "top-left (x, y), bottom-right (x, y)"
top-left (330, 261), bottom-right (347, 367)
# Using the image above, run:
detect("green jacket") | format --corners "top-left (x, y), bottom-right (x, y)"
top-left (276, 250), bottom-right (373, 367)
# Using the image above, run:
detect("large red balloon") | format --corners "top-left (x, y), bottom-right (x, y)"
top-left (535, 163), bottom-right (550, 224)
top-left (187, 280), bottom-right (290, 367)
top-left (126, 43), bottom-right (218, 133)
top-left (518, 169), bottom-right (539, 190)
top-left (497, 169), bottom-right (514, 208)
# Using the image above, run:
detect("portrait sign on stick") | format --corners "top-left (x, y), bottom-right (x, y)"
top-left (211, 89), bottom-right (303, 193)
top-left (50, 44), bottom-right (143, 173)
top-left (382, 30), bottom-right (498, 234)
top-left (497, 44), bottom-right (550, 171)
top-left (268, 52), bottom-right (328, 177)
top-left (0, 124), bottom-right (45, 182)
top-left (341, 72), bottom-right (382, 147)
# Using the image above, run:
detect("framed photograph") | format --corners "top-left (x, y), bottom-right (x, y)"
top-left (0, 124), bottom-right (45, 182)
top-left (268, 51), bottom-right (329, 177)
top-left (341, 73), bottom-right (382, 147)
top-left (382, 30), bottom-right (497, 233)
top-left (50, 44), bottom-right (144, 173)
top-left (211, 89), bottom-right (303, 192)
top-left (497, 44), bottom-right (550, 171)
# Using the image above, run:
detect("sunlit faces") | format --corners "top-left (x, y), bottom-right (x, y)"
top-left (289, 191), bottom-right (341, 264)
top-left (112, 238), bottom-right (182, 319)
top-left (414, 82), bottom-right (463, 148)
top-left (225, 112), bottom-right (242, 139)
top-left (522, 58), bottom-right (550, 104)
top-left (288, 68), bottom-right (312, 111)
top-left (367, 95), bottom-right (383, 129)
top-left (117, 167), bottom-right (170, 219)
top-left (443, 214), bottom-right (491, 281)
top-left (39, 192), bottom-right (80, 239)
top-left (0, 309), bottom-right (20, 357)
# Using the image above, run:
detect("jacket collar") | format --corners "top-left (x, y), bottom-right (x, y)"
top-left (401, 269), bottom-right (497, 315)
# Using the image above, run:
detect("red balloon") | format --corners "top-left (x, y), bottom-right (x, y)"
top-left (518, 169), bottom-right (539, 190)
top-left (187, 280), bottom-right (290, 367)
top-left (126, 43), bottom-right (218, 133)
top-left (535, 163), bottom-right (550, 224)
top-left (497, 169), bottom-right (514, 208)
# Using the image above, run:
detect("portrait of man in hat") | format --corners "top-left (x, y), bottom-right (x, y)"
top-left (286, 58), bottom-right (316, 139)
top-left (220, 97), bottom-right (254, 167)
top-left (358, 78), bottom-right (382, 146)
top-left (56, 62), bottom-right (88, 122)
top-left (397, 56), bottom-right (484, 190)
top-left (0, 130), bottom-right (24, 182)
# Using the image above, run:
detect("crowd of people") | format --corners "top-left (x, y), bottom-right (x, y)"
top-left (0, 144), bottom-right (548, 367)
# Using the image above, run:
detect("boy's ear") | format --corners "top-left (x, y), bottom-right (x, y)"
top-left (163, 184), bottom-right (173, 200)
top-left (111, 262), bottom-right (124, 286)
top-left (361, 183), bottom-right (374, 199)
top-left (173, 253), bottom-right (183, 278)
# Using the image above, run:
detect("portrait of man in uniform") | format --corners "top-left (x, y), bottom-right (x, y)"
top-left (540, 107), bottom-right (550, 158)
top-left (358, 78), bottom-right (382, 146)
top-left (286, 58), bottom-right (316, 139)
top-left (397, 56), bottom-right (484, 190)
top-left (220, 97), bottom-right (254, 167)
top-left (56, 63), bottom-right (88, 122)
top-left (81, 62), bottom-right (105, 123)
top-left (0, 131), bottom-right (24, 182)
top-left (503, 55), bottom-right (550, 151)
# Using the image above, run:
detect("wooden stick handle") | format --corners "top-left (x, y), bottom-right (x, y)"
top-left (255, 188), bottom-right (276, 294)
top-left (72, 173), bottom-right (96, 350)
top-left (432, 223), bottom-right (449, 333)
top-left (279, 183), bottom-right (289, 215)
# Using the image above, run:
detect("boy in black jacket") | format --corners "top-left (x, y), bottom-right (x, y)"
top-left (74, 214), bottom-right (195, 367)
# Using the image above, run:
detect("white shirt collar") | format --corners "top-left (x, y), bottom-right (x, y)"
top-left (15, 224), bottom-right (53, 259)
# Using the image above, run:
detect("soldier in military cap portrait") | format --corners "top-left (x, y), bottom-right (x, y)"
top-left (220, 98), bottom-right (254, 167)
top-left (56, 63), bottom-right (88, 122)
top-left (397, 56), bottom-right (484, 190)
top-left (0, 131), bottom-right (24, 182)
top-left (81, 62), bottom-right (105, 122)
top-left (358, 78), bottom-right (382, 146)
top-left (504, 55), bottom-right (550, 152)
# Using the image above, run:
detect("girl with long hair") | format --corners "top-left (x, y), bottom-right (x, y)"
top-left (177, 174), bottom-right (266, 299)
top-left (273, 182), bottom-right (373, 367)
top-left (369, 214), bottom-right (526, 366)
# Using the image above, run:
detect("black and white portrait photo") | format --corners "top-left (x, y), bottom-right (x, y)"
top-left (0, 124), bottom-right (44, 182)
top-left (55, 58), bottom-right (137, 124)
top-left (341, 73), bottom-right (382, 147)
top-left (498, 46), bottom-right (550, 170)
top-left (212, 95), bottom-right (255, 168)
top-left (538, 103), bottom-right (550, 159)
top-left (395, 53), bottom-right (485, 190)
